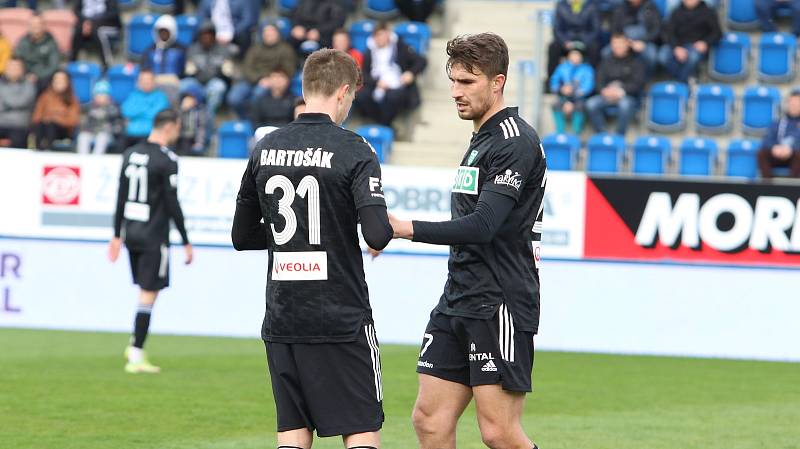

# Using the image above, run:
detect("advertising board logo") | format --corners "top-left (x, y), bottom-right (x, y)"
top-left (42, 166), bottom-right (81, 205)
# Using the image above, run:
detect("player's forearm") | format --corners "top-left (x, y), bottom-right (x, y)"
top-left (411, 191), bottom-right (515, 246)
top-left (231, 202), bottom-right (268, 250)
top-left (359, 205), bottom-right (392, 251)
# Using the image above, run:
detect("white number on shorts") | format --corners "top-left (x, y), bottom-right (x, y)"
top-left (420, 333), bottom-right (434, 357)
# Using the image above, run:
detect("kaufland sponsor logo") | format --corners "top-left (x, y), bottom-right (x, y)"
top-left (635, 192), bottom-right (800, 253)
top-left (271, 251), bottom-right (328, 281)
top-left (494, 169), bottom-right (523, 191)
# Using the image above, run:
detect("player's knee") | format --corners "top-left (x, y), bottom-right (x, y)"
top-left (411, 403), bottom-right (439, 435)
top-left (479, 423), bottom-right (513, 449)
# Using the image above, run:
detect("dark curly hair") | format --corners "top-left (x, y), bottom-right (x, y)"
top-left (446, 33), bottom-right (509, 81)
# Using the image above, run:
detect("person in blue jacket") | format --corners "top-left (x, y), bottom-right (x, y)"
top-left (549, 44), bottom-right (594, 134)
top-left (121, 70), bottom-right (170, 150)
top-left (196, 0), bottom-right (257, 55)
top-left (142, 15), bottom-right (186, 78)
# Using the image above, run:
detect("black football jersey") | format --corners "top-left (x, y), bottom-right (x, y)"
top-left (236, 113), bottom-right (387, 343)
top-left (436, 107), bottom-right (547, 333)
top-left (113, 142), bottom-right (189, 251)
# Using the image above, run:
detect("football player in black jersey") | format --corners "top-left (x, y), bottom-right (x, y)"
top-left (109, 109), bottom-right (194, 374)
top-left (391, 34), bottom-right (546, 449)
top-left (231, 49), bottom-right (392, 449)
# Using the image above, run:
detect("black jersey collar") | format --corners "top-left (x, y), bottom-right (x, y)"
top-left (477, 107), bottom-right (519, 134)
top-left (295, 112), bottom-right (335, 124)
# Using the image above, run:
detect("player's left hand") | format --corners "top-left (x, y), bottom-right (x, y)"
top-left (389, 213), bottom-right (414, 240)
top-left (108, 238), bottom-right (121, 263)
top-left (184, 244), bottom-right (194, 265)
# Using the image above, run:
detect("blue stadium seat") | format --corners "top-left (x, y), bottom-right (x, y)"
top-left (587, 133), bottom-right (625, 173)
top-left (632, 135), bottom-right (671, 175)
top-left (727, 0), bottom-right (758, 29)
top-left (364, 0), bottom-right (399, 18)
top-left (350, 20), bottom-right (375, 53)
top-left (356, 125), bottom-right (394, 163)
top-left (127, 14), bottom-right (157, 58)
top-left (647, 82), bottom-right (689, 133)
top-left (290, 72), bottom-right (303, 97)
top-left (727, 138), bottom-right (760, 179)
top-left (107, 64), bottom-right (140, 104)
top-left (758, 32), bottom-right (797, 82)
top-left (652, 0), bottom-right (667, 16)
top-left (541, 133), bottom-right (580, 171)
top-left (176, 15), bottom-right (199, 47)
top-left (710, 32), bottom-right (750, 81)
top-left (148, 0), bottom-right (174, 11)
top-left (278, 0), bottom-right (298, 14)
top-left (66, 61), bottom-right (102, 104)
top-left (218, 120), bottom-right (253, 158)
top-left (680, 137), bottom-right (718, 176)
top-left (742, 85), bottom-right (781, 135)
top-left (394, 21), bottom-right (430, 55)
top-left (261, 17), bottom-right (292, 40)
top-left (695, 84), bottom-right (735, 133)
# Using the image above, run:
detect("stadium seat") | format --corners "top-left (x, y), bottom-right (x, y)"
top-left (727, 139), bottom-right (760, 179)
top-left (41, 9), bottom-right (77, 55)
top-left (632, 135), bottom-right (671, 175)
top-left (727, 0), bottom-right (758, 29)
top-left (646, 82), bottom-right (689, 133)
top-left (586, 133), bottom-right (625, 173)
top-left (127, 14), bottom-right (157, 58)
top-left (176, 15), bottom-right (199, 47)
top-left (742, 85), bottom-right (781, 135)
top-left (218, 120), bottom-right (253, 158)
top-left (709, 32), bottom-right (750, 81)
top-left (107, 64), bottom-right (140, 104)
top-left (290, 72), bottom-right (303, 97)
top-left (679, 137), bottom-right (718, 176)
top-left (541, 133), bottom-right (580, 171)
top-left (149, 0), bottom-right (175, 11)
top-left (364, 0), bottom-right (399, 18)
top-left (356, 125), bottom-right (394, 163)
top-left (261, 17), bottom-right (292, 40)
top-left (278, 0), bottom-right (298, 14)
top-left (695, 84), bottom-right (735, 134)
top-left (350, 20), bottom-right (375, 53)
top-left (394, 22), bottom-right (430, 55)
top-left (758, 32), bottom-right (796, 83)
top-left (66, 61), bottom-right (102, 105)
top-left (0, 8), bottom-right (34, 48)
top-left (651, 0), bottom-right (667, 16)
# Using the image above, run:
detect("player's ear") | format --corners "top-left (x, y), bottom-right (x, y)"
top-left (492, 74), bottom-right (506, 93)
top-left (337, 83), bottom-right (351, 102)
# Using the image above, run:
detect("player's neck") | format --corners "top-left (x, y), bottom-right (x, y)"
top-left (147, 133), bottom-right (169, 148)
top-left (473, 97), bottom-right (506, 132)
top-left (304, 98), bottom-right (340, 124)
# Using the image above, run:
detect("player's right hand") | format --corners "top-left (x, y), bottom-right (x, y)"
top-left (184, 244), bottom-right (194, 265)
top-left (108, 238), bottom-right (121, 263)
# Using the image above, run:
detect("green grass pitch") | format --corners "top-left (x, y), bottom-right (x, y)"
top-left (1, 328), bottom-right (798, 449)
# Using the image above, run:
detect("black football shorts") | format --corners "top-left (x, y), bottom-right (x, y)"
top-left (128, 245), bottom-right (169, 291)
top-left (416, 307), bottom-right (535, 392)
top-left (265, 323), bottom-right (385, 437)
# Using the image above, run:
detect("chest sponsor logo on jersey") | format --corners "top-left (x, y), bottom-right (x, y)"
top-left (271, 251), bottom-right (328, 281)
top-left (453, 166), bottom-right (479, 195)
top-left (260, 148), bottom-right (333, 168)
top-left (494, 169), bottom-right (523, 191)
top-left (42, 166), bottom-right (81, 205)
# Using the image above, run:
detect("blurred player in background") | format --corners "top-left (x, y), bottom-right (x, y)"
top-left (390, 34), bottom-right (547, 449)
top-left (231, 49), bottom-right (392, 449)
top-left (109, 109), bottom-right (194, 374)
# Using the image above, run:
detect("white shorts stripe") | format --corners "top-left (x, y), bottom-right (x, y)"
top-left (365, 325), bottom-right (383, 402)
top-left (498, 305), bottom-right (506, 360)
top-left (497, 304), bottom-right (516, 362)
top-left (158, 245), bottom-right (168, 279)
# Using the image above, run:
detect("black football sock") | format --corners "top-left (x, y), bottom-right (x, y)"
top-left (277, 446), bottom-right (303, 449)
top-left (533, 444), bottom-right (539, 449)
top-left (347, 447), bottom-right (378, 449)
top-left (132, 303), bottom-right (153, 349)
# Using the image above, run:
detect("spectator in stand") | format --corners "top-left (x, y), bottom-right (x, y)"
top-left (253, 97), bottom-right (307, 142)
top-left (176, 85), bottom-right (208, 156)
top-left (31, 70), bottom-right (81, 151)
top-left (15, 14), bottom-right (61, 93)
top-left (332, 28), bottom-right (363, 68)
top-left (355, 23), bottom-right (427, 128)
top-left (658, 0), bottom-right (721, 83)
top-left (608, 0), bottom-right (661, 73)
top-left (77, 79), bottom-right (121, 155)
top-left (181, 22), bottom-right (235, 119)
top-left (142, 15), bottom-right (186, 105)
top-left (758, 90), bottom-right (800, 178)
top-left (290, 0), bottom-right (347, 52)
top-left (226, 24), bottom-right (297, 118)
top-left (294, 97), bottom-right (306, 118)
top-left (396, 0), bottom-right (438, 22)
top-left (196, 0), bottom-right (257, 54)
top-left (0, 58), bottom-right (36, 149)
top-left (547, 0), bottom-right (600, 82)
top-left (250, 69), bottom-right (295, 129)
top-left (70, 0), bottom-right (121, 70)
top-left (585, 34), bottom-right (646, 135)
top-left (754, 0), bottom-right (800, 35)
top-left (549, 44), bottom-right (594, 134)
top-left (0, 30), bottom-right (11, 74)
top-left (121, 70), bottom-right (170, 149)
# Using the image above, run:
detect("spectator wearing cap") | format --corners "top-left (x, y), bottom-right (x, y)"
top-left (226, 24), bottom-right (297, 119)
top-left (77, 79), bottom-right (121, 155)
top-left (585, 34), bottom-right (646, 135)
top-left (355, 23), bottom-right (427, 128)
top-left (121, 70), bottom-right (170, 149)
top-left (31, 70), bottom-right (81, 151)
top-left (70, 0), bottom-right (122, 70)
top-left (758, 91), bottom-right (800, 178)
top-left (176, 85), bottom-right (208, 156)
top-left (332, 28), bottom-right (363, 69)
top-left (658, 0), bottom-right (721, 83)
top-left (142, 15), bottom-right (186, 79)
top-left (290, 0), bottom-right (347, 53)
top-left (181, 22), bottom-right (235, 119)
top-left (0, 58), bottom-right (36, 148)
top-left (549, 43), bottom-right (594, 134)
top-left (249, 69), bottom-right (296, 129)
top-left (755, 0), bottom-right (800, 36)
top-left (14, 14), bottom-right (61, 93)
top-left (547, 0), bottom-right (600, 83)
top-left (196, 0), bottom-right (257, 54)
top-left (608, 0), bottom-right (661, 73)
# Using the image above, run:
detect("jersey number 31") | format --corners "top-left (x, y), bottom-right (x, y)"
top-left (265, 175), bottom-right (321, 245)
